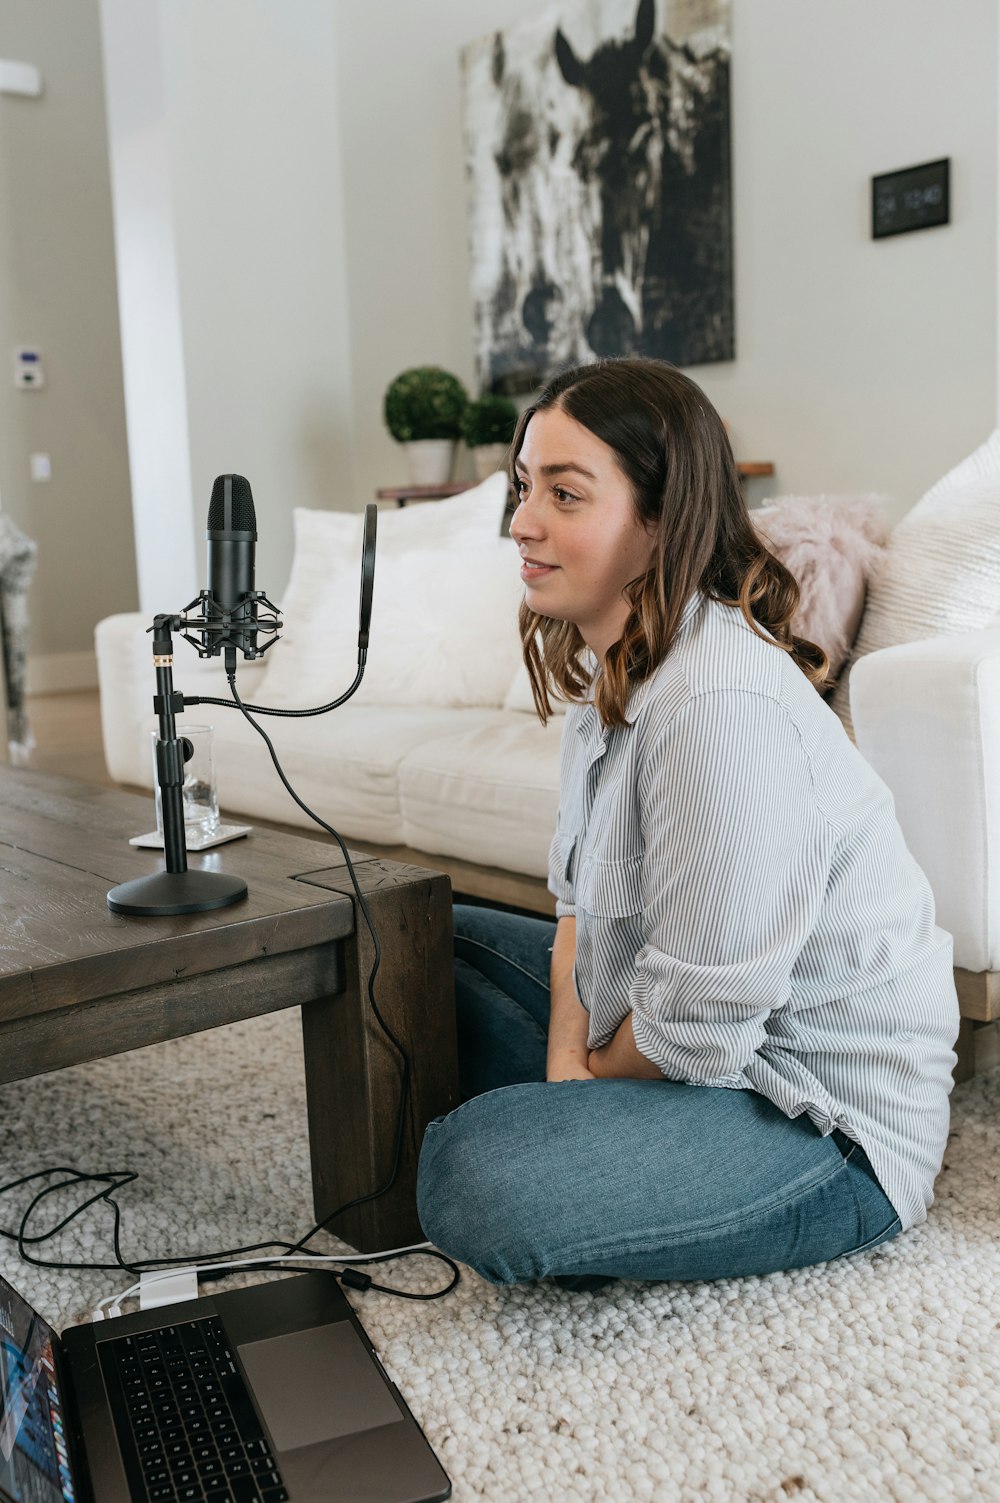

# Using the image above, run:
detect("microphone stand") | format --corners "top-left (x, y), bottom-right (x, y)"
top-left (107, 503), bottom-right (372, 918)
top-left (107, 614), bottom-right (251, 916)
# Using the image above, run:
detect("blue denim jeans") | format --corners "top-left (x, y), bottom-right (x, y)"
top-left (416, 904), bottom-right (903, 1287)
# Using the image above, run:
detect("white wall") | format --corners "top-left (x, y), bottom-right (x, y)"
top-left (159, 0), bottom-right (356, 601)
top-left (99, 0), bottom-right (355, 612)
top-left (335, 0), bottom-right (998, 522)
top-left (99, 0), bottom-right (198, 614)
top-left (0, 0), bottom-right (137, 687)
top-left (6, 0), bottom-right (996, 676)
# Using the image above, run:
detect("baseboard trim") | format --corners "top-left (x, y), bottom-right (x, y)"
top-left (26, 651), bottom-right (99, 695)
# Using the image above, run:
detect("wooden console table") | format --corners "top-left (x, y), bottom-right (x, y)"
top-left (0, 766), bottom-right (459, 1251)
top-left (376, 484), bottom-right (472, 507)
top-left (377, 463), bottom-right (777, 508)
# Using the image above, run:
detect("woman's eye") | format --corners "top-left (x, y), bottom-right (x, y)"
top-left (553, 487), bottom-right (579, 505)
top-left (514, 478), bottom-right (529, 499)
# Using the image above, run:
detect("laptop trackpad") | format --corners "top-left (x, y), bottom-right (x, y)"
top-left (238, 1324), bottom-right (403, 1451)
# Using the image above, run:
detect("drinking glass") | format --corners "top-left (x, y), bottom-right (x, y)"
top-left (151, 724), bottom-right (220, 844)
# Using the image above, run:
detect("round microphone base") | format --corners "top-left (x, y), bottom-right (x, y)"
top-left (107, 869), bottom-right (248, 917)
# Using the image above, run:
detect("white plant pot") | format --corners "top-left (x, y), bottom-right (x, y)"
top-left (471, 442), bottom-right (510, 481)
top-left (404, 439), bottom-right (455, 487)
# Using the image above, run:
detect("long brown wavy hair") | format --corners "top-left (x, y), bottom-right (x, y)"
top-left (514, 358), bottom-right (828, 727)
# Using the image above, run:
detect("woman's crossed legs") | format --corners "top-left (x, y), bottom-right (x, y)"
top-left (416, 905), bottom-right (901, 1287)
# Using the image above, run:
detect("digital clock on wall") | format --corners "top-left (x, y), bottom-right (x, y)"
top-left (872, 158), bottom-right (950, 239)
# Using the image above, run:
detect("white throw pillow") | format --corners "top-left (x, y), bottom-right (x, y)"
top-left (831, 429), bottom-right (1000, 735)
top-left (258, 473), bottom-right (525, 709)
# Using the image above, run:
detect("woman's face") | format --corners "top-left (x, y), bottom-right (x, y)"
top-left (510, 405), bottom-right (657, 662)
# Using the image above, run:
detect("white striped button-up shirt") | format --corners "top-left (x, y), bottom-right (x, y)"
top-left (549, 593), bottom-right (959, 1231)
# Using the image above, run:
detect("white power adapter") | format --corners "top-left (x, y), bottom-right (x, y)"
top-left (139, 1268), bottom-right (198, 1311)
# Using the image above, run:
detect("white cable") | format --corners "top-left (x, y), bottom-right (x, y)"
top-left (92, 1280), bottom-right (142, 1322)
top-left (90, 1240), bottom-right (439, 1323)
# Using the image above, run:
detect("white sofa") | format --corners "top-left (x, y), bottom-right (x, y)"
top-left (851, 624), bottom-right (1000, 1039)
top-left (96, 477), bottom-right (566, 896)
top-left (95, 468), bottom-right (1000, 1046)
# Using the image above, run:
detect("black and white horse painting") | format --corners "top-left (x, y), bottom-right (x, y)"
top-left (460, 0), bottom-right (733, 392)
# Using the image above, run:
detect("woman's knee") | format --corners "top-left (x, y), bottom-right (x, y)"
top-left (451, 903), bottom-right (555, 972)
top-left (416, 1089), bottom-right (558, 1284)
top-left (451, 902), bottom-right (486, 944)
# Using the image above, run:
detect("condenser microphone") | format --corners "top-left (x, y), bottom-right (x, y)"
top-left (206, 473), bottom-right (257, 656)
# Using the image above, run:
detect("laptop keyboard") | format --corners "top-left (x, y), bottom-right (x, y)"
top-left (99, 1316), bottom-right (290, 1503)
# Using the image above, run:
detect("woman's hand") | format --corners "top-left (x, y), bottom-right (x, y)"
top-left (587, 1014), bottom-right (663, 1080)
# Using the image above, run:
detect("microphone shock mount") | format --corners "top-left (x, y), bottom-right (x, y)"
top-left (176, 589), bottom-right (282, 661)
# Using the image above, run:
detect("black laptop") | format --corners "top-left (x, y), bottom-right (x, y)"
top-left (0, 1269), bottom-right (450, 1503)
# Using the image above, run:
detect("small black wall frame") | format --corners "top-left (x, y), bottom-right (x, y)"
top-left (872, 158), bottom-right (950, 240)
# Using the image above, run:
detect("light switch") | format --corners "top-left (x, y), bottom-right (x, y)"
top-left (0, 61), bottom-right (43, 97)
top-left (30, 453), bottom-right (51, 481)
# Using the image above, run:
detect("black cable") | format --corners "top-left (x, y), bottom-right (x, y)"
top-left (68, 650), bottom-right (418, 1273)
top-left (0, 661), bottom-right (432, 1290)
top-left (0, 645), bottom-right (444, 1296)
top-left (194, 1248), bottom-right (462, 1301)
top-left (0, 1168), bottom-right (141, 1274)
top-left (345, 1247), bottom-right (461, 1300)
top-left (0, 1168), bottom-right (460, 1299)
top-left (191, 662), bottom-right (365, 718)
top-left (1, 1169), bottom-right (295, 1271)
top-left (219, 658), bottom-right (413, 1255)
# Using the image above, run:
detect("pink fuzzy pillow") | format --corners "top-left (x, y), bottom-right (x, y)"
top-left (752, 495), bottom-right (890, 682)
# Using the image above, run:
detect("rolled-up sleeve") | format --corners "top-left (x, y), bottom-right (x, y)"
top-left (547, 708), bottom-right (587, 918)
top-left (629, 690), bottom-right (834, 1081)
top-left (547, 821), bottom-right (577, 918)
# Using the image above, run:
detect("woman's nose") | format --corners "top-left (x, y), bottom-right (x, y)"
top-left (510, 494), bottom-right (541, 544)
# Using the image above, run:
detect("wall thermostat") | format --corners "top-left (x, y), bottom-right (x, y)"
top-left (13, 347), bottom-right (44, 389)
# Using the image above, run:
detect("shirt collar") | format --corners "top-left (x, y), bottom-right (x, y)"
top-left (574, 591), bottom-right (705, 738)
top-left (621, 590), bottom-right (705, 725)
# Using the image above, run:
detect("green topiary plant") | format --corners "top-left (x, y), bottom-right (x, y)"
top-left (460, 394), bottom-right (519, 449)
top-left (383, 366), bottom-right (468, 443)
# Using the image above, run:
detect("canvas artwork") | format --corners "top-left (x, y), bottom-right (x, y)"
top-left (460, 0), bottom-right (733, 394)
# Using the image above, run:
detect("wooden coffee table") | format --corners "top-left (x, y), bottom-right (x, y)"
top-left (0, 766), bottom-right (458, 1251)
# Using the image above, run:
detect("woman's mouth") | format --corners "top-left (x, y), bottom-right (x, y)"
top-left (520, 559), bottom-right (557, 580)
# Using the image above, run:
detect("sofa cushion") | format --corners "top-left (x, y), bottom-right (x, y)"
top-left (399, 713), bottom-right (564, 877)
top-left (257, 474), bottom-right (524, 711)
top-left (831, 429), bottom-right (1000, 735)
top-left (503, 660), bottom-right (569, 716)
top-left (141, 703), bottom-right (505, 847)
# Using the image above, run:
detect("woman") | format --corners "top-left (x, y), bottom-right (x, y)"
top-left (416, 357), bottom-right (959, 1290)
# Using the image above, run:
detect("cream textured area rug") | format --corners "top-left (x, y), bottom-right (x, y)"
top-left (2, 1009), bottom-right (997, 1503)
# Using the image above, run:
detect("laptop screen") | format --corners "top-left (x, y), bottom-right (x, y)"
top-left (0, 1276), bottom-right (77, 1503)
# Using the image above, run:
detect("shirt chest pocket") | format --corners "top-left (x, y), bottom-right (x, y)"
top-left (577, 854), bottom-right (644, 918)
